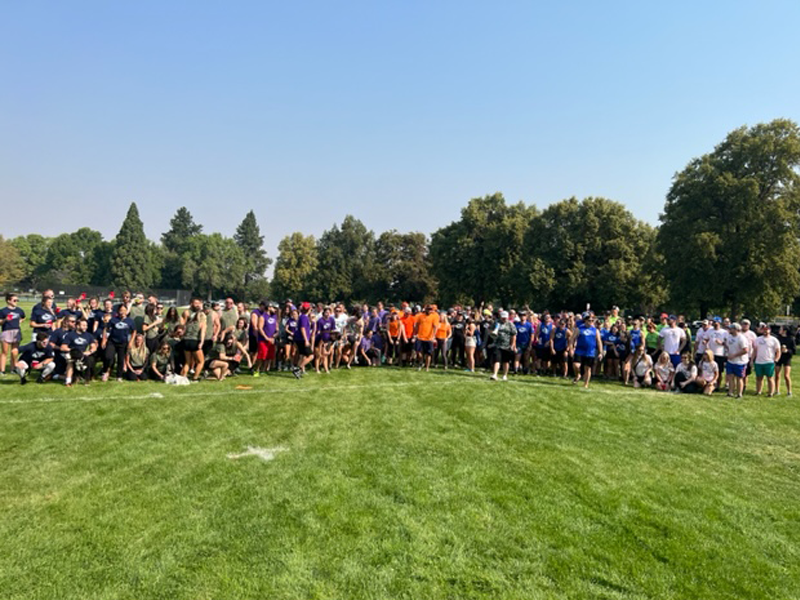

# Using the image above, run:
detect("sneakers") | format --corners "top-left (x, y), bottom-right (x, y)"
top-left (20, 374), bottom-right (27, 386)
top-left (252, 371), bottom-right (260, 378)
top-left (291, 367), bottom-right (302, 379)
top-left (101, 372), bottom-right (109, 382)
top-left (490, 374), bottom-right (498, 381)
top-left (502, 375), bottom-right (508, 381)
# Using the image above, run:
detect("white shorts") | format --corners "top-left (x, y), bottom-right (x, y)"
top-left (1, 330), bottom-right (22, 344)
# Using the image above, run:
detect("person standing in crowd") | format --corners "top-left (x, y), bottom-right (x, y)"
top-left (550, 317), bottom-right (571, 378)
top-left (707, 318), bottom-right (728, 391)
top-left (314, 306), bottom-right (335, 373)
top-left (775, 325), bottom-right (795, 397)
top-left (571, 314), bottom-right (603, 389)
top-left (534, 313), bottom-right (553, 375)
top-left (142, 303), bottom-right (164, 355)
top-left (464, 315), bottom-right (478, 373)
top-left (63, 318), bottom-right (97, 386)
top-left (513, 311), bottom-right (533, 375)
top-left (333, 304), bottom-right (349, 368)
top-left (181, 298), bottom-right (207, 381)
top-left (694, 320), bottom-right (711, 364)
top-left (740, 319), bottom-right (758, 391)
top-left (113, 290), bottom-right (132, 315)
top-left (400, 306), bottom-right (416, 367)
top-left (30, 295), bottom-right (57, 341)
top-left (725, 323), bottom-right (750, 399)
top-left (657, 315), bottom-right (686, 369)
top-left (385, 310), bottom-right (402, 366)
top-left (489, 310), bottom-right (516, 381)
top-left (434, 311), bottom-right (451, 369)
top-left (449, 311), bottom-right (466, 369)
top-left (84, 297), bottom-right (102, 334)
top-left (202, 303), bottom-right (219, 358)
top-left (219, 298), bottom-right (239, 341)
top-left (414, 304), bottom-right (439, 372)
top-left (101, 304), bottom-right (136, 382)
top-left (753, 322), bottom-right (781, 397)
top-left (292, 302), bottom-right (315, 378)
top-left (0, 293), bottom-right (25, 375)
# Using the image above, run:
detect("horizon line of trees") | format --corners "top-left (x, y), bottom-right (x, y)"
top-left (1, 118), bottom-right (798, 318)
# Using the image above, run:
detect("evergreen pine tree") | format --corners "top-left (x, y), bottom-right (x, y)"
top-left (111, 202), bottom-right (155, 289)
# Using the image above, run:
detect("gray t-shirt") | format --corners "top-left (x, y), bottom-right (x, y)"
top-left (494, 321), bottom-right (517, 350)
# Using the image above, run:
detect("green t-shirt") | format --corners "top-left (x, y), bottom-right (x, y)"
top-left (129, 304), bottom-right (146, 333)
top-left (220, 308), bottom-right (239, 333)
top-left (150, 352), bottom-right (171, 373)
top-left (209, 342), bottom-right (227, 361)
top-left (127, 346), bottom-right (149, 369)
top-left (144, 314), bottom-right (161, 340)
top-left (184, 311), bottom-right (206, 341)
top-left (645, 331), bottom-right (659, 349)
top-left (204, 312), bottom-right (215, 341)
top-left (494, 321), bottom-right (517, 350)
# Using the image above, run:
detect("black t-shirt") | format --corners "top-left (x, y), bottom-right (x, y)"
top-left (451, 320), bottom-right (466, 340)
top-left (65, 331), bottom-right (96, 352)
top-left (19, 342), bottom-right (54, 364)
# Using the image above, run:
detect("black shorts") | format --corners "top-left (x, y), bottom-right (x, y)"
top-left (552, 349), bottom-right (568, 364)
top-left (536, 346), bottom-right (552, 360)
top-left (777, 355), bottom-right (792, 367)
top-left (714, 356), bottom-right (726, 374)
top-left (402, 340), bottom-right (413, 353)
top-left (493, 347), bottom-right (515, 364)
top-left (183, 339), bottom-right (201, 352)
top-left (295, 340), bottom-right (313, 357)
top-left (419, 340), bottom-right (434, 355)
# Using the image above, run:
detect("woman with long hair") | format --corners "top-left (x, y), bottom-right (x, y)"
top-left (125, 333), bottom-right (150, 381)
top-left (776, 325), bottom-right (795, 396)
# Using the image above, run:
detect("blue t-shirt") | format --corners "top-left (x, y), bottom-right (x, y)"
top-left (49, 328), bottom-right (73, 349)
top-left (552, 326), bottom-right (569, 351)
top-left (65, 331), bottom-right (96, 352)
top-left (629, 329), bottom-right (643, 352)
top-left (514, 321), bottom-right (533, 348)
top-left (107, 317), bottom-right (135, 345)
top-left (30, 305), bottom-right (57, 328)
top-left (0, 307), bottom-right (25, 331)
top-left (537, 322), bottom-right (553, 348)
top-left (575, 326), bottom-right (599, 357)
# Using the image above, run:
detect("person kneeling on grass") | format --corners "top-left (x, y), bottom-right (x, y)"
top-left (204, 340), bottom-right (231, 380)
top-left (15, 332), bottom-right (56, 385)
top-left (654, 352), bottom-right (674, 391)
top-left (358, 329), bottom-right (380, 366)
top-left (673, 352), bottom-right (699, 394)
top-left (125, 334), bottom-right (150, 381)
top-left (629, 345), bottom-right (653, 389)
top-left (696, 350), bottom-right (719, 395)
top-left (149, 341), bottom-right (174, 381)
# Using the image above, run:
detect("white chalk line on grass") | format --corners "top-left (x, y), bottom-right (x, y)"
top-left (0, 379), bottom-right (464, 405)
top-left (227, 445), bottom-right (288, 462)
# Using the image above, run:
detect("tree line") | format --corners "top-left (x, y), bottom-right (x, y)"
top-left (1, 119), bottom-right (798, 317)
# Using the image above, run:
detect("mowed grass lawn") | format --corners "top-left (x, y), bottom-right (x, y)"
top-left (2, 363), bottom-right (800, 598)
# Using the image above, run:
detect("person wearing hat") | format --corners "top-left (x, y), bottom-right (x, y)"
top-left (753, 323), bottom-right (781, 397)
top-left (657, 315), bottom-right (686, 369)
top-left (725, 323), bottom-right (750, 398)
top-left (490, 311), bottom-right (516, 381)
top-left (708, 318), bottom-right (728, 390)
top-left (740, 319), bottom-right (758, 390)
top-left (694, 319), bottom-right (711, 365)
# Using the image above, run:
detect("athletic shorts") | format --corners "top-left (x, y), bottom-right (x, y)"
top-left (249, 337), bottom-right (258, 355)
top-left (419, 340), bottom-right (434, 355)
top-left (552, 349), bottom-right (568, 364)
top-left (777, 354), bottom-right (792, 367)
top-left (493, 347), bottom-right (514, 364)
top-left (725, 362), bottom-right (746, 378)
top-left (515, 343), bottom-right (529, 356)
top-left (183, 339), bottom-right (201, 352)
top-left (669, 353), bottom-right (682, 367)
top-left (754, 362), bottom-right (775, 378)
top-left (257, 340), bottom-right (275, 361)
top-left (536, 346), bottom-right (552, 360)
top-left (714, 356), bottom-right (727, 374)
top-left (0, 330), bottom-right (21, 344)
top-left (295, 340), bottom-right (313, 357)
top-left (465, 337), bottom-right (476, 349)
top-left (573, 352), bottom-right (596, 365)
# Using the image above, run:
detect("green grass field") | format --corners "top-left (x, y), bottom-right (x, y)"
top-left (2, 364), bottom-right (800, 599)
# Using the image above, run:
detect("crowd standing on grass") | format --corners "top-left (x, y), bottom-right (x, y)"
top-left (1, 289), bottom-right (797, 398)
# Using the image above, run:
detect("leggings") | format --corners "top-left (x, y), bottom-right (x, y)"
top-left (436, 340), bottom-right (448, 368)
top-left (449, 337), bottom-right (465, 367)
top-left (104, 342), bottom-right (128, 376)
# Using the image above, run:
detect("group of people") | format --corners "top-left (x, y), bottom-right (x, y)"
top-left (0, 290), bottom-right (796, 398)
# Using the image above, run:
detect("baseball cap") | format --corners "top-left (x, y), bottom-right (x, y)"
top-left (301, 301), bottom-right (311, 310)
top-left (730, 322), bottom-right (742, 331)
top-left (500, 310), bottom-right (509, 319)
top-left (660, 312), bottom-right (668, 319)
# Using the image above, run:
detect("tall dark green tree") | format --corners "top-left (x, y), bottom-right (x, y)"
top-left (111, 203), bottom-right (156, 290)
top-left (234, 211), bottom-right (271, 288)
top-left (658, 119), bottom-right (800, 317)
top-left (525, 197), bottom-right (656, 311)
top-left (314, 216), bottom-right (376, 302)
top-left (160, 207), bottom-right (203, 289)
top-left (373, 231), bottom-right (437, 303)
top-left (430, 193), bottom-right (535, 306)
top-left (182, 233), bottom-right (246, 300)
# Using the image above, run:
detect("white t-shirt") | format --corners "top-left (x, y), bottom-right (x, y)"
top-left (700, 360), bottom-right (719, 382)
top-left (633, 354), bottom-right (653, 377)
top-left (655, 362), bottom-right (674, 381)
top-left (742, 330), bottom-right (757, 358)
top-left (754, 335), bottom-right (780, 364)
top-left (726, 333), bottom-right (750, 365)
top-left (659, 326), bottom-right (686, 355)
top-left (708, 328), bottom-right (728, 357)
top-left (695, 327), bottom-right (710, 354)
top-left (334, 314), bottom-right (349, 335)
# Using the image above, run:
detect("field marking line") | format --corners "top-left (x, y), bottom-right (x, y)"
top-left (227, 445), bottom-right (288, 462)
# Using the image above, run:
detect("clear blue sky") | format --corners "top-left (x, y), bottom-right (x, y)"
top-left (2, 0), bottom-right (799, 263)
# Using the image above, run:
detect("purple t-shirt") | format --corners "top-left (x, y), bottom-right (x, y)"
top-left (359, 336), bottom-right (373, 352)
top-left (294, 314), bottom-right (311, 343)
top-left (249, 310), bottom-right (264, 339)
top-left (316, 316), bottom-right (335, 341)
top-left (262, 313), bottom-right (278, 338)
